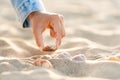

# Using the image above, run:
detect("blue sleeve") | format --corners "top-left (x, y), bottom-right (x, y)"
top-left (10, 0), bottom-right (45, 28)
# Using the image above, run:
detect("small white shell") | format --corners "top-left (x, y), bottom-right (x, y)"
top-left (56, 51), bottom-right (71, 59)
top-left (72, 54), bottom-right (86, 62)
top-left (41, 55), bottom-right (52, 60)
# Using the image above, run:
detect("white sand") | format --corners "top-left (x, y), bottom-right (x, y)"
top-left (0, 0), bottom-right (120, 80)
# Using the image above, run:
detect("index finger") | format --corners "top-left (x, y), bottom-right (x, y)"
top-left (56, 34), bottom-right (62, 49)
top-left (33, 28), bottom-right (45, 51)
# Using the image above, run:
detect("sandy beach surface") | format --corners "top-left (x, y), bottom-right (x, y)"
top-left (0, 0), bottom-right (120, 80)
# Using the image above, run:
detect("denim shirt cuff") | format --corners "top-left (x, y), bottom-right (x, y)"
top-left (16, 0), bottom-right (45, 28)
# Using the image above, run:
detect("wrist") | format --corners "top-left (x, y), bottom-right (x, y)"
top-left (28, 11), bottom-right (40, 20)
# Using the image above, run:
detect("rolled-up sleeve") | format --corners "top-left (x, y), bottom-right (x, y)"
top-left (11, 0), bottom-right (45, 28)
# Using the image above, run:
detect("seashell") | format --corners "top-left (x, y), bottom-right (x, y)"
top-left (108, 56), bottom-right (120, 62)
top-left (56, 51), bottom-right (71, 59)
top-left (30, 55), bottom-right (42, 60)
top-left (42, 46), bottom-right (57, 51)
top-left (41, 55), bottom-right (52, 60)
top-left (72, 54), bottom-right (86, 62)
top-left (32, 59), bottom-right (53, 69)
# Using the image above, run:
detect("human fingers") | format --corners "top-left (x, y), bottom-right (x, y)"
top-left (51, 14), bottom-right (65, 38)
top-left (49, 25), bottom-right (62, 49)
top-left (59, 15), bottom-right (66, 38)
top-left (56, 35), bottom-right (61, 49)
top-left (50, 28), bottom-right (56, 38)
top-left (51, 21), bottom-right (62, 48)
top-left (34, 31), bottom-right (44, 51)
top-left (32, 23), bottom-right (47, 51)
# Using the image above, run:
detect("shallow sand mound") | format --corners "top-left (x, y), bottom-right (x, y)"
top-left (0, 58), bottom-right (120, 80)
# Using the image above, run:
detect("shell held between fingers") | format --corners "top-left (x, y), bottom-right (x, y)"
top-left (42, 46), bottom-right (57, 51)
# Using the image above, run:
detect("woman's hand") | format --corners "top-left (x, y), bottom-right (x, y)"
top-left (28, 11), bottom-right (65, 51)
